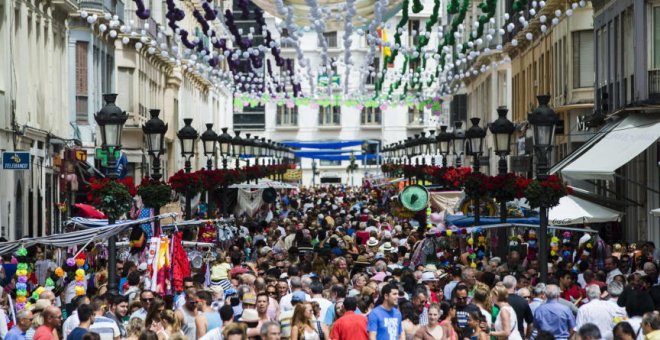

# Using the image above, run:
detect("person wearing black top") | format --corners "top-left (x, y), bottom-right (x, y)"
top-left (452, 284), bottom-right (480, 339)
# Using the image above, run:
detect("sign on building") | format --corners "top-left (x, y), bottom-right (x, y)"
top-left (2, 151), bottom-right (31, 170)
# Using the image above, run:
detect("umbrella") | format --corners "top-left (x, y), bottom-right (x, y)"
top-left (73, 203), bottom-right (107, 219)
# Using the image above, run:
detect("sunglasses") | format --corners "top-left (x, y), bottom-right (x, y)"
top-left (521, 296), bottom-right (532, 300)
top-left (142, 298), bottom-right (154, 302)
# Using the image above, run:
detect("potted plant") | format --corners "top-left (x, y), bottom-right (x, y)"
top-left (168, 170), bottom-right (204, 197)
top-left (524, 175), bottom-right (572, 208)
top-left (88, 177), bottom-right (136, 220)
top-left (137, 177), bottom-right (172, 209)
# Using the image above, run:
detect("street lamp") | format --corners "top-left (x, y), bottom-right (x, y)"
top-left (142, 109), bottom-right (167, 245)
top-left (427, 130), bottom-right (437, 166)
top-left (244, 133), bottom-right (253, 161)
top-left (436, 125), bottom-right (453, 168)
top-left (200, 123), bottom-right (218, 170)
top-left (94, 93), bottom-right (128, 295)
top-left (218, 128), bottom-right (233, 170)
top-left (489, 106), bottom-right (515, 175)
top-left (465, 117), bottom-right (486, 226)
top-left (177, 118), bottom-right (198, 220)
top-left (232, 131), bottom-right (244, 169)
top-left (142, 109), bottom-right (168, 180)
top-left (528, 94), bottom-right (559, 283)
top-left (452, 121), bottom-right (465, 167)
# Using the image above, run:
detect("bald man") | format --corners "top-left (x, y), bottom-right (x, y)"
top-left (34, 306), bottom-right (61, 340)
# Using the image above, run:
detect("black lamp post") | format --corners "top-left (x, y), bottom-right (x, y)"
top-left (94, 93), bottom-right (128, 295)
top-left (200, 123), bottom-right (218, 170)
top-left (528, 95), bottom-right (559, 283)
top-left (489, 106), bottom-right (515, 257)
top-left (418, 132), bottom-right (427, 165)
top-left (427, 130), bottom-right (437, 166)
top-left (452, 121), bottom-right (465, 167)
top-left (466, 117), bottom-right (486, 226)
top-left (142, 108), bottom-right (167, 240)
top-left (436, 125), bottom-right (452, 168)
top-left (218, 128), bottom-right (233, 170)
top-left (177, 118), bottom-right (198, 220)
top-left (232, 131), bottom-right (244, 170)
top-left (244, 133), bottom-right (253, 167)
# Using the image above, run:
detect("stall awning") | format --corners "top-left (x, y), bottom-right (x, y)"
top-left (549, 195), bottom-right (622, 225)
top-left (561, 114), bottom-right (660, 180)
top-left (228, 180), bottom-right (298, 189)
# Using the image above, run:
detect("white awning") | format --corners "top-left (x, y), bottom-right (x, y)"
top-left (561, 114), bottom-right (660, 180)
top-left (549, 195), bottom-right (622, 225)
top-left (228, 180), bottom-right (298, 189)
top-left (651, 208), bottom-right (660, 217)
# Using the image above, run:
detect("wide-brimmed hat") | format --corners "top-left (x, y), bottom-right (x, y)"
top-left (424, 264), bottom-right (438, 272)
top-left (242, 292), bottom-right (256, 305)
top-left (380, 242), bottom-right (393, 252)
top-left (367, 237), bottom-right (379, 247)
top-left (419, 271), bottom-right (438, 283)
top-left (354, 255), bottom-right (371, 265)
top-left (239, 309), bottom-right (260, 323)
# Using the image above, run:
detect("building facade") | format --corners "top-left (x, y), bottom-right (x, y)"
top-left (0, 0), bottom-right (76, 239)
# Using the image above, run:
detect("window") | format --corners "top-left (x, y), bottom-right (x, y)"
top-left (408, 106), bottom-right (424, 125)
top-left (117, 68), bottom-right (134, 113)
top-left (366, 57), bottom-right (380, 85)
top-left (323, 31), bottom-right (338, 48)
top-left (276, 104), bottom-right (298, 126)
top-left (319, 105), bottom-right (341, 125)
top-left (409, 20), bottom-right (421, 46)
top-left (363, 140), bottom-right (381, 165)
top-left (654, 7), bottom-right (660, 69)
top-left (75, 41), bottom-right (89, 125)
top-left (361, 107), bottom-right (382, 125)
top-left (573, 30), bottom-right (594, 88)
top-left (320, 159), bottom-right (341, 166)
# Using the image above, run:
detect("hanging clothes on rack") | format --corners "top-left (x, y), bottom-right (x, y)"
top-left (235, 188), bottom-right (264, 217)
top-left (151, 236), bottom-right (170, 295)
top-left (171, 231), bottom-right (191, 293)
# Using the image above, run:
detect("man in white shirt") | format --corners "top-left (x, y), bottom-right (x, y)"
top-left (62, 295), bottom-right (90, 336)
top-left (309, 281), bottom-right (332, 322)
top-left (575, 283), bottom-right (627, 340)
top-left (605, 256), bottom-right (623, 284)
top-left (129, 290), bottom-right (154, 321)
top-left (279, 277), bottom-right (311, 313)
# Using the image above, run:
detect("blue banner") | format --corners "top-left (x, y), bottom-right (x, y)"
top-left (2, 151), bottom-right (30, 170)
top-left (281, 140), bottom-right (365, 149)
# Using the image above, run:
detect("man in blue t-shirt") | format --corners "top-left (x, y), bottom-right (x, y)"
top-left (67, 304), bottom-right (94, 340)
top-left (368, 283), bottom-right (404, 340)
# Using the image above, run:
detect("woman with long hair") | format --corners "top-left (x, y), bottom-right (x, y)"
top-left (438, 301), bottom-right (458, 340)
top-left (125, 318), bottom-right (145, 340)
top-left (466, 310), bottom-right (489, 340)
top-left (399, 300), bottom-right (420, 340)
top-left (152, 310), bottom-right (183, 340)
top-left (144, 298), bottom-right (166, 330)
top-left (414, 303), bottom-right (445, 340)
top-left (290, 302), bottom-right (321, 340)
top-left (471, 282), bottom-right (492, 329)
top-left (310, 301), bottom-right (329, 340)
top-left (490, 285), bottom-right (522, 340)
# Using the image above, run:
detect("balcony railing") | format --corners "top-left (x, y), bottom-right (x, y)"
top-left (80, 0), bottom-right (124, 22)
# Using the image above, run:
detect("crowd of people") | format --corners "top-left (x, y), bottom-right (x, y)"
top-left (0, 185), bottom-right (659, 340)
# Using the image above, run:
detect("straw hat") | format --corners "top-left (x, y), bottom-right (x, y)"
top-left (239, 309), bottom-right (260, 323)
top-left (367, 237), bottom-right (379, 247)
top-left (354, 255), bottom-right (371, 265)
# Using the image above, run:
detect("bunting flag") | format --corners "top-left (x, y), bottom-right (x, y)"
top-left (377, 27), bottom-right (391, 58)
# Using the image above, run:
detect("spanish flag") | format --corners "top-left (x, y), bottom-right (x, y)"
top-left (378, 27), bottom-right (391, 58)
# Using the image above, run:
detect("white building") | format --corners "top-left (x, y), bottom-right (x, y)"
top-left (230, 0), bottom-right (447, 186)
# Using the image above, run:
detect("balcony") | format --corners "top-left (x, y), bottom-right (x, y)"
top-left (52, 0), bottom-right (78, 13)
top-left (80, 0), bottom-right (124, 21)
top-left (648, 70), bottom-right (660, 103)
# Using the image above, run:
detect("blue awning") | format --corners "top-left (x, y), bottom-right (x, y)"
top-left (446, 215), bottom-right (540, 227)
top-left (282, 140), bottom-right (365, 149)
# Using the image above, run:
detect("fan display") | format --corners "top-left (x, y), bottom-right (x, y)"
top-left (399, 185), bottom-right (429, 212)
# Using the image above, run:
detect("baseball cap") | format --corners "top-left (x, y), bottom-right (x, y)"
top-left (292, 291), bottom-right (307, 303)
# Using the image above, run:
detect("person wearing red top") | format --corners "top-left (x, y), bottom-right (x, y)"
top-left (559, 270), bottom-right (585, 305)
top-left (330, 297), bottom-right (368, 340)
top-left (34, 306), bottom-right (61, 340)
top-left (582, 269), bottom-right (607, 291)
top-left (228, 252), bottom-right (249, 278)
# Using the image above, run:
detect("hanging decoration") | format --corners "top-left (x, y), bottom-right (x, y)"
top-left (15, 246), bottom-right (30, 310)
top-left (74, 253), bottom-right (87, 296)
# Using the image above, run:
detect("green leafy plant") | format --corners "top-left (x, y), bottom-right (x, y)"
top-left (88, 177), bottom-right (136, 220)
top-left (137, 177), bottom-right (172, 209)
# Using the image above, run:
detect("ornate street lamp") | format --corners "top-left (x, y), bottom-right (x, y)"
top-left (427, 130), bottom-right (437, 166)
top-left (489, 106), bottom-right (516, 175)
top-left (232, 131), bottom-right (244, 169)
top-left (176, 118), bottom-right (198, 221)
top-left (465, 117), bottom-right (486, 172)
top-left (528, 94), bottom-right (559, 283)
top-left (177, 118), bottom-right (198, 173)
top-left (452, 121), bottom-right (466, 167)
top-left (436, 125), bottom-right (453, 168)
top-left (142, 109), bottom-right (168, 180)
top-left (217, 128), bottom-right (233, 170)
top-left (244, 133), bottom-right (254, 159)
top-left (200, 123), bottom-right (218, 170)
top-left (489, 106), bottom-right (516, 257)
top-left (94, 93), bottom-right (128, 295)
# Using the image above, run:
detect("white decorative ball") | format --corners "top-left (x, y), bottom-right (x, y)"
top-left (540, 15), bottom-right (547, 23)
top-left (511, 39), bottom-right (518, 46)
top-left (552, 17), bottom-right (559, 25)
top-left (539, 0), bottom-right (546, 7)
top-left (135, 42), bottom-right (143, 49)
top-left (555, 9), bottom-right (562, 17)
top-left (529, 9), bottom-right (536, 16)
top-left (566, 9), bottom-right (573, 16)
top-left (572, 2), bottom-right (578, 9)
top-left (579, 0), bottom-right (586, 7)
top-left (541, 25), bottom-right (548, 32)
top-left (80, 10), bottom-right (88, 18)
top-left (104, 13), bottom-right (111, 20)
top-left (526, 32), bottom-right (533, 40)
top-left (99, 24), bottom-right (107, 32)
top-left (144, 22), bottom-right (150, 30)
top-left (122, 37), bottom-right (129, 44)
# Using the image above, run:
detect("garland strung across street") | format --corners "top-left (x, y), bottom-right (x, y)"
top-left (77, 0), bottom-right (588, 106)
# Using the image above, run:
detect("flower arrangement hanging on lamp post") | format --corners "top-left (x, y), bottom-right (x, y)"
top-left (87, 177), bottom-right (137, 220)
top-left (523, 175), bottom-right (572, 209)
top-left (137, 177), bottom-right (173, 209)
